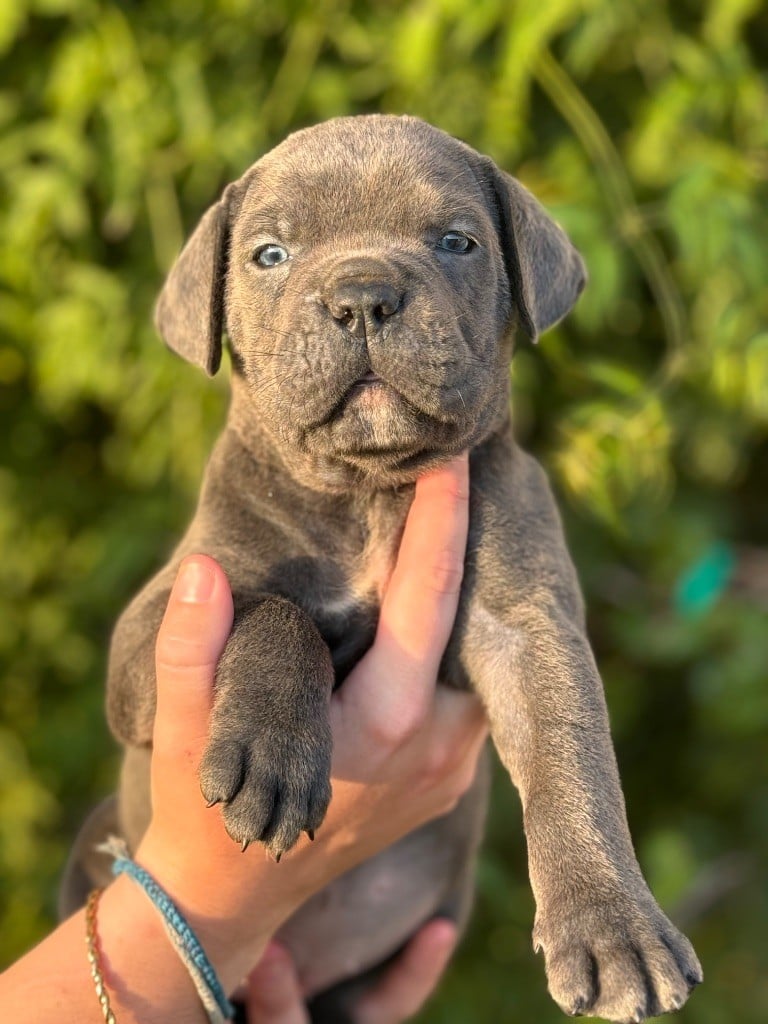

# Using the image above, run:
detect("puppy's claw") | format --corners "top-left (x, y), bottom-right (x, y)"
top-left (274, 851), bottom-right (282, 864)
top-left (206, 798), bottom-right (221, 809)
top-left (241, 839), bottom-right (250, 853)
top-left (306, 829), bottom-right (315, 842)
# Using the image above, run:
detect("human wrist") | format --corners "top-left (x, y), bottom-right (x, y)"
top-left (130, 831), bottom-right (308, 993)
top-left (95, 874), bottom-right (209, 1023)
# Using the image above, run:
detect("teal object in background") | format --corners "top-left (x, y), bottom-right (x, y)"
top-left (674, 542), bottom-right (736, 616)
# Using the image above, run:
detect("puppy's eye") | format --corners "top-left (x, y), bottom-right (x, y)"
top-left (253, 244), bottom-right (290, 267)
top-left (437, 231), bottom-right (476, 254)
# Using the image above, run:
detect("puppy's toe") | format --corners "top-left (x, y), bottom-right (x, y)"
top-left (260, 775), bottom-right (332, 859)
top-left (542, 944), bottom-right (596, 1017)
top-left (199, 738), bottom-right (247, 806)
top-left (201, 725), bottom-right (332, 856)
top-left (538, 896), bottom-right (701, 1022)
top-left (219, 772), bottom-right (282, 849)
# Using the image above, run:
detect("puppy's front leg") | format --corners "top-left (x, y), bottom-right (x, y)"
top-left (199, 595), bottom-right (334, 859)
top-left (459, 441), bottom-right (701, 1022)
top-left (472, 607), bottom-right (700, 1021)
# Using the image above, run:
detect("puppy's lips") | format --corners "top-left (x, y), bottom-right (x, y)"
top-left (301, 370), bottom-right (471, 469)
top-left (337, 372), bottom-right (400, 411)
top-left (315, 373), bottom-right (417, 449)
top-left (304, 362), bottom-right (475, 439)
top-left (352, 370), bottom-right (385, 387)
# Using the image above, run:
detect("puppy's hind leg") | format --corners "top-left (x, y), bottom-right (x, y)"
top-left (305, 860), bottom-right (479, 1024)
top-left (57, 795), bottom-right (121, 919)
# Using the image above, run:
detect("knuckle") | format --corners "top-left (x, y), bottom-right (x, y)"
top-left (424, 741), bottom-right (454, 782)
top-left (155, 632), bottom-right (217, 673)
top-left (434, 782), bottom-right (462, 815)
top-left (426, 752), bottom-right (478, 811)
top-left (369, 707), bottom-right (424, 749)
top-left (445, 480), bottom-right (470, 503)
top-left (421, 554), bottom-right (464, 596)
top-left (424, 733), bottom-right (473, 784)
top-left (454, 762), bottom-right (479, 799)
top-left (437, 790), bottom-right (463, 817)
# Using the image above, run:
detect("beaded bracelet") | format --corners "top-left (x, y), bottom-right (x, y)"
top-left (85, 887), bottom-right (117, 1024)
top-left (98, 837), bottom-right (235, 1023)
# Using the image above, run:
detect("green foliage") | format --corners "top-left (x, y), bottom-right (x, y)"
top-left (1, 0), bottom-right (767, 1019)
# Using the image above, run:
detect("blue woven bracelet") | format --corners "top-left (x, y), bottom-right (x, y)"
top-left (99, 837), bottom-right (235, 1023)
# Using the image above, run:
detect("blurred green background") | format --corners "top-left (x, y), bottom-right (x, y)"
top-left (1, 0), bottom-right (767, 1020)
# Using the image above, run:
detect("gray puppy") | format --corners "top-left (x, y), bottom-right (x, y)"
top-left (62, 115), bottom-right (702, 1022)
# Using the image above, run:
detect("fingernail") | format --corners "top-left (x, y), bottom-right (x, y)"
top-left (176, 558), bottom-right (215, 603)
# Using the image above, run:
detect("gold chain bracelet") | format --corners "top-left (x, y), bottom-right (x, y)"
top-left (85, 888), bottom-right (118, 1024)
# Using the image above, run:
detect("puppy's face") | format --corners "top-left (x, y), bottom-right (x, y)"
top-left (156, 116), bottom-right (586, 490)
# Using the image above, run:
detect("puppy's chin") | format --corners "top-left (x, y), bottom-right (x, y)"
top-left (295, 379), bottom-right (461, 488)
top-left (282, 381), bottom-right (507, 493)
top-left (298, 445), bottom-right (465, 494)
top-left (325, 379), bottom-right (436, 452)
top-left (237, 367), bottom-right (509, 492)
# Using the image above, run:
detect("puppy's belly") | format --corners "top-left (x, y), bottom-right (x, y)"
top-left (277, 830), bottom-right (449, 996)
top-left (276, 761), bottom-right (488, 997)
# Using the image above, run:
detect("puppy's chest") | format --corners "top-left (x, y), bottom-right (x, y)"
top-left (276, 523), bottom-right (400, 680)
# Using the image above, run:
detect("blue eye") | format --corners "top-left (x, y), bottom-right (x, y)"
top-left (437, 231), bottom-right (476, 254)
top-left (254, 244), bottom-right (290, 267)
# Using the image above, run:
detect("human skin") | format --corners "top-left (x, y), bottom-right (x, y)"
top-left (0, 453), bottom-right (488, 1023)
top-left (243, 921), bottom-right (460, 1024)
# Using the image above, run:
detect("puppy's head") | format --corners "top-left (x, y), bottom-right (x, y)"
top-left (156, 116), bottom-right (585, 490)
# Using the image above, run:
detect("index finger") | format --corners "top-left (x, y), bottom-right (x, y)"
top-left (345, 453), bottom-right (469, 719)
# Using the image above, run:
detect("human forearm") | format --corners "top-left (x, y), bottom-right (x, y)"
top-left (0, 877), bottom-right (198, 1023)
top-left (0, 870), bottom-right (280, 1024)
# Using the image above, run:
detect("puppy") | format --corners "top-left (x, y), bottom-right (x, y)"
top-left (62, 115), bottom-right (701, 1022)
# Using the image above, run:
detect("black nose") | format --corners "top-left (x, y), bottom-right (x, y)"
top-left (326, 280), bottom-right (403, 335)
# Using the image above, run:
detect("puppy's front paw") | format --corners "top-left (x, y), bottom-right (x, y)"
top-left (199, 723), bottom-right (332, 859)
top-left (534, 896), bottom-right (702, 1022)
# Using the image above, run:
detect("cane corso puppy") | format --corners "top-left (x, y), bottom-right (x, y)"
top-left (62, 115), bottom-right (702, 1022)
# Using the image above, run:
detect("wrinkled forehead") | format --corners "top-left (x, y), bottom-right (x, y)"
top-left (237, 118), bottom-right (491, 238)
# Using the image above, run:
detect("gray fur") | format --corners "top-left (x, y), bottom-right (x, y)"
top-left (65, 115), bottom-right (701, 1022)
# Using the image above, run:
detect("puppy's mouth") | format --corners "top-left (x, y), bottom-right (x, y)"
top-left (349, 370), bottom-right (385, 389)
top-left (337, 370), bottom-right (400, 409)
top-left (321, 367), bottom-right (463, 434)
top-left (316, 370), bottom-right (421, 447)
top-left (297, 364), bottom-right (478, 480)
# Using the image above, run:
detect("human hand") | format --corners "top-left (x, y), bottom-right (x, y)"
top-left (135, 451), bottom-right (487, 991)
top-left (244, 920), bottom-right (459, 1024)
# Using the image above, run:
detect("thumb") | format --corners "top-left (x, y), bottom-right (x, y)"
top-left (153, 555), bottom-right (234, 760)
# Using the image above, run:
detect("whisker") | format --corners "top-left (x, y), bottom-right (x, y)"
top-left (248, 369), bottom-right (303, 395)
top-left (234, 349), bottom-right (294, 359)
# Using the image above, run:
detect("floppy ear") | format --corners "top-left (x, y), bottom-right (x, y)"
top-left (154, 187), bottom-right (234, 376)
top-left (480, 159), bottom-right (587, 342)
